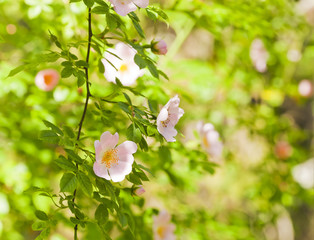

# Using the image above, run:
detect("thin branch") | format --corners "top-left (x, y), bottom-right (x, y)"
top-left (73, 7), bottom-right (93, 240)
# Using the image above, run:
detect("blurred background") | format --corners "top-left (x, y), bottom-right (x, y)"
top-left (0, 0), bottom-right (313, 239)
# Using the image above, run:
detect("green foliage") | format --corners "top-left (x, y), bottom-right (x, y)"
top-left (0, 0), bottom-right (313, 239)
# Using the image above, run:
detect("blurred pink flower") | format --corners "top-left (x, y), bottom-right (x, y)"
top-left (152, 40), bottom-right (168, 55)
top-left (287, 49), bottom-right (302, 62)
top-left (109, 0), bottom-right (149, 16)
top-left (134, 185), bottom-right (145, 196)
top-left (157, 95), bottom-right (184, 142)
top-left (274, 141), bottom-right (292, 160)
top-left (298, 79), bottom-right (313, 97)
top-left (93, 131), bottom-right (137, 182)
top-left (197, 122), bottom-right (223, 159)
top-left (102, 42), bottom-right (144, 86)
top-left (250, 39), bottom-right (269, 73)
top-left (35, 69), bottom-right (59, 91)
top-left (153, 210), bottom-right (176, 240)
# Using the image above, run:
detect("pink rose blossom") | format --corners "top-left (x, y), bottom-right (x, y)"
top-left (250, 39), bottom-right (269, 73)
top-left (102, 42), bottom-right (144, 86)
top-left (152, 40), bottom-right (168, 55)
top-left (35, 69), bottom-right (60, 91)
top-left (134, 185), bottom-right (145, 196)
top-left (153, 210), bottom-right (176, 240)
top-left (157, 95), bottom-right (184, 142)
top-left (93, 131), bottom-right (137, 182)
top-left (109, 0), bottom-right (149, 16)
top-left (197, 122), bottom-right (223, 159)
top-left (298, 79), bottom-right (313, 97)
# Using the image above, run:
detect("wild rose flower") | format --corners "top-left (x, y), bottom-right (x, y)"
top-left (108, 0), bottom-right (149, 16)
top-left (35, 69), bottom-right (60, 91)
top-left (134, 185), bottom-right (145, 196)
top-left (250, 39), bottom-right (269, 73)
top-left (197, 122), bottom-right (223, 159)
top-left (298, 79), bottom-right (313, 97)
top-left (102, 42), bottom-right (144, 86)
top-left (152, 40), bottom-right (168, 55)
top-left (292, 158), bottom-right (314, 189)
top-left (153, 210), bottom-right (176, 240)
top-left (93, 131), bottom-right (137, 182)
top-left (274, 141), bottom-right (292, 160)
top-left (157, 95), bottom-right (184, 142)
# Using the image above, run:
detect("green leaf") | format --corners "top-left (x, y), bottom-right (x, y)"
top-left (118, 213), bottom-right (128, 228)
top-left (35, 227), bottom-right (51, 240)
top-left (61, 67), bottom-right (74, 78)
top-left (7, 64), bottom-right (27, 78)
top-left (126, 125), bottom-right (142, 143)
top-left (123, 93), bottom-right (132, 105)
top-left (75, 70), bottom-right (86, 87)
top-left (65, 149), bottom-right (83, 164)
top-left (158, 146), bottom-right (172, 163)
top-left (43, 120), bottom-right (63, 136)
top-left (39, 130), bottom-right (59, 144)
top-left (60, 173), bottom-right (77, 192)
top-left (127, 173), bottom-right (142, 185)
top-left (98, 58), bottom-right (105, 73)
top-left (134, 54), bottom-right (146, 69)
top-left (63, 126), bottom-right (75, 138)
top-left (147, 126), bottom-right (156, 136)
top-left (77, 171), bottom-right (93, 196)
top-left (146, 59), bottom-right (159, 78)
top-left (54, 156), bottom-right (77, 171)
top-left (106, 13), bottom-right (117, 30)
top-left (92, 6), bottom-right (108, 14)
top-left (35, 210), bottom-right (49, 221)
top-left (83, 0), bottom-right (94, 8)
top-left (95, 204), bottom-right (109, 224)
top-left (32, 221), bottom-right (47, 231)
top-left (130, 17), bottom-right (145, 38)
top-left (75, 60), bottom-right (88, 67)
top-left (118, 102), bottom-right (131, 114)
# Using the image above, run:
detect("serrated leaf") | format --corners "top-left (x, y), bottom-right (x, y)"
top-left (118, 102), bottom-right (131, 114)
top-left (60, 173), bottom-right (77, 192)
top-left (95, 204), bottom-right (109, 224)
top-left (123, 93), bottom-right (132, 105)
top-left (39, 130), bottom-right (59, 144)
top-left (43, 120), bottom-right (63, 136)
top-left (61, 67), bottom-right (74, 78)
top-left (75, 60), bottom-right (88, 67)
top-left (83, 0), bottom-right (94, 7)
top-left (106, 13), bottom-right (117, 30)
top-left (130, 17), bottom-right (145, 38)
top-left (54, 156), bottom-right (77, 171)
top-left (35, 210), bottom-right (49, 221)
top-left (77, 171), bottom-right (92, 196)
top-left (92, 6), bottom-right (108, 14)
top-left (65, 149), bottom-right (83, 164)
top-left (63, 126), bottom-right (75, 138)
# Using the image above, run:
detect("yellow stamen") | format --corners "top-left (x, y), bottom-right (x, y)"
top-left (119, 64), bottom-right (128, 72)
top-left (44, 74), bottom-right (54, 85)
top-left (203, 136), bottom-right (210, 148)
top-left (101, 149), bottom-right (118, 168)
top-left (157, 226), bottom-right (166, 238)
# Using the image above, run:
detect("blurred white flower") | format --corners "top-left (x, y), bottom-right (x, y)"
top-left (102, 42), bottom-right (144, 86)
top-left (35, 69), bottom-right (59, 91)
top-left (197, 122), bottom-right (223, 159)
top-left (157, 95), bottom-right (184, 142)
top-left (93, 131), bottom-right (137, 182)
top-left (153, 210), bottom-right (176, 240)
top-left (287, 49), bottom-right (302, 62)
top-left (298, 79), bottom-right (313, 97)
top-left (296, 0), bottom-right (314, 25)
top-left (108, 0), bottom-right (149, 16)
top-left (250, 39), bottom-right (269, 73)
top-left (292, 158), bottom-right (314, 189)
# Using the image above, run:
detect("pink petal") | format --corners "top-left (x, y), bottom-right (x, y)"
top-left (116, 141), bottom-right (137, 155)
top-left (157, 108), bottom-right (169, 122)
top-left (114, 3), bottom-right (137, 16)
top-left (118, 154), bottom-right (134, 164)
top-left (94, 140), bottom-right (102, 162)
top-left (35, 69), bottom-right (60, 91)
top-left (100, 131), bottom-right (119, 150)
top-left (158, 126), bottom-right (177, 142)
top-left (115, 42), bottom-right (136, 59)
top-left (108, 161), bottom-right (133, 182)
top-left (132, 0), bottom-right (149, 8)
top-left (93, 161), bottom-right (110, 180)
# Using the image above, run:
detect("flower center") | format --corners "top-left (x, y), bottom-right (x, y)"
top-left (119, 63), bottom-right (128, 72)
top-left (203, 136), bottom-right (210, 148)
top-left (161, 113), bottom-right (171, 127)
top-left (157, 225), bottom-right (166, 238)
top-left (101, 148), bottom-right (118, 168)
top-left (44, 74), bottom-right (54, 85)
